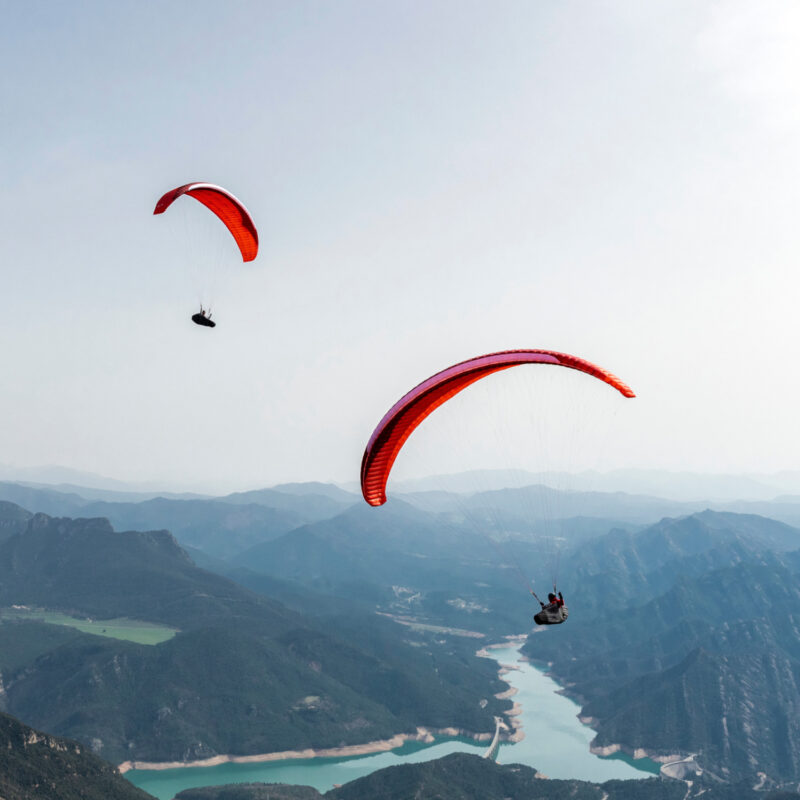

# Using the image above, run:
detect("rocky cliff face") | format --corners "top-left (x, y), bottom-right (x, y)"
top-left (0, 710), bottom-right (153, 800)
top-left (523, 511), bottom-right (800, 783)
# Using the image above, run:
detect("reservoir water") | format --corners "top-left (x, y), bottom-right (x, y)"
top-left (127, 643), bottom-right (658, 799)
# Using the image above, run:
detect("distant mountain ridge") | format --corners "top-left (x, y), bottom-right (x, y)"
top-left (6, 475), bottom-right (800, 566)
top-left (8, 464), bottom-right (800, 504)
top-left (0, 482), bottom-right (357, 559)
top-left (389, 467), bottom-right (800, 502)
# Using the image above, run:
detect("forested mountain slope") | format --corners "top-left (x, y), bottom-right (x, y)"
top-left (230, 499), bottom-right (535, 634)
top-left (0, 710), bottom-right (154, 800)
top-left (0, 504), bottom-right (507, 764)
top-left (174, 752), bottom-right (789, 800)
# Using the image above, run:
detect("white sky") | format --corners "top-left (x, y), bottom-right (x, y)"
top-left (2, 0), bottom-right (800, 492)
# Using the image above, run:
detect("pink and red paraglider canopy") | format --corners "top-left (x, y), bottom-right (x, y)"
top-left (360, 349), bottom-right (635, 507)
top-left (153, 183), bottom-right (259, 262)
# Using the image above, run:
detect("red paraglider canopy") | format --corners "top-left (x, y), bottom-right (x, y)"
top-left (153, 183), bottom-right (259, 262)
top-left (360, 349), bottom-right (635, 507)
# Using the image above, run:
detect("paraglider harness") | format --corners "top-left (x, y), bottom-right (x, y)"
top-left (192, 306), bottom-right (216, 328)
top-left (532, 587), bottom-right (568, 626)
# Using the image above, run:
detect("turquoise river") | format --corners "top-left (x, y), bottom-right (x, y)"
top-left (126, 642), bottom-right (659, 799)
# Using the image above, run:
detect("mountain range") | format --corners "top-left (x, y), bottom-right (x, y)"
top-left (523, 511), bottom-right (800, 783)
top-left (0, 504), bottom-right (506, 764)
top-left (3, 474), bottom-right (800, 792)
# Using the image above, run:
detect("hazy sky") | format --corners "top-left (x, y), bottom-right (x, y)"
top-left (2, 1), bottom-right (800, 492)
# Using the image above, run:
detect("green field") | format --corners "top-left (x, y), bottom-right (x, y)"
top-left (0, 607), bottom-right (178, 645)
top-left (379, 614), bottom-right (485, 638)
